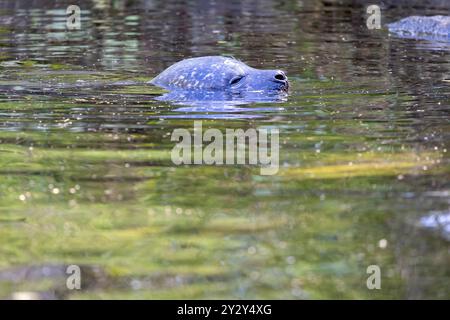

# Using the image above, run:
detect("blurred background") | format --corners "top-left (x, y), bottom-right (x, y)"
top-left (0, 0), bottom-right (449, 299)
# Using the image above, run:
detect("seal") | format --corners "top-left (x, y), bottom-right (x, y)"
top-left (149, 56), bottom-right (289, 93)
top-left (388, 16), bottom-right (450, 40)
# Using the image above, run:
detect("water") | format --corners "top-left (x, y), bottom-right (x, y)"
top-left (0, 0), bottom-right (449, 299)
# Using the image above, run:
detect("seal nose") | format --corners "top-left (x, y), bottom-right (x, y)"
top-left (274, 71), bottom-right (287, 82)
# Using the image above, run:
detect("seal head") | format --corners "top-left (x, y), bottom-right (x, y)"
top-left (149, 56), bottom-right (289, 93)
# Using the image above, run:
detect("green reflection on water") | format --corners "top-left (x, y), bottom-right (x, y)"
top-left (0, 0), bottom-right (449, 300)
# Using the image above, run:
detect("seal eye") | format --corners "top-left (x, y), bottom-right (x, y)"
top-left (229, 75), bottom-right (244, 86)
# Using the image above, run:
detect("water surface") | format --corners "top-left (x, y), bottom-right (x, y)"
top-left (0, 0), bottom-right (449, 299)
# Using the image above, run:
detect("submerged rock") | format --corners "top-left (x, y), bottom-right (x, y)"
top-left (419, 210), bottom-right (450, 240)
top-left (388, 16), bottom-right (450, 40)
